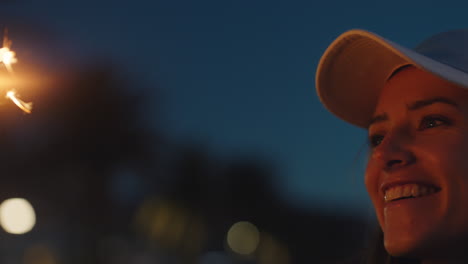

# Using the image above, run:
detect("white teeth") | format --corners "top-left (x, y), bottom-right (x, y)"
top-left (384, 184), bottom-right (438, 202)
top-left (403, 185), bottom-right (412, 197)
top-left (411, 185), bottom-right (419, 197)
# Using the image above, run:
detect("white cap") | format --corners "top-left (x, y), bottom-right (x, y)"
top-left (315, 29), bottom-right (468, 128)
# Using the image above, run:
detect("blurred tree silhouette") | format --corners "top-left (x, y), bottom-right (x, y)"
top-left (0, 22), bottom-right (370, 264)
top-left (0, 62), bottom-right (159, 263)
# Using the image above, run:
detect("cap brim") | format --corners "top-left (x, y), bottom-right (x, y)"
top-left (316, 29), bottom-right (468, 128)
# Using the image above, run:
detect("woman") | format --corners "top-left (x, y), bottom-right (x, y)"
top-left (316, 29), bottom-right (468, 264)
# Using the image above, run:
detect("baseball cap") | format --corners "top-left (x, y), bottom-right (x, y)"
top-left (315, 29), bottom-right (468, 128)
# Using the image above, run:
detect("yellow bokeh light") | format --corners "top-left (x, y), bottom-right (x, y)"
top-left (23, 244), bottom-right (57, 264)
top-left (0, 198), bottom-right (36, 234)
top-left (257, 233), bottom-right (291, 264)
top-left (226, 221), bottom-right (260, 255)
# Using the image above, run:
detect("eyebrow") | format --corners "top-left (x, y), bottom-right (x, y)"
top-left (368, 96), bottom-right (460, 127)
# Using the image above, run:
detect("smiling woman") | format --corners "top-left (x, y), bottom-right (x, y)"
top-left (316, 29), bottom-right (468, 264)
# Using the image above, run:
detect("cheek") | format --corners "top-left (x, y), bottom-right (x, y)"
top-left (364, 164), bottom-right (376, 197)
top-left (364, 153), bottom-right (380, 199)
top-left (419, 134), bottom-right (468, 230)
top-left (416, 133), bottom-right (468, 188)
top-left (422, 133), bottom-right (468, 180)
top-left (364, 160), bottom-right (384, 221)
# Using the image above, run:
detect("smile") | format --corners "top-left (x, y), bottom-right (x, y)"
top-left (384, 184), bottom-right (440, 202)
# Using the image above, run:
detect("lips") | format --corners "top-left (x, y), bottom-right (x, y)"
top-left (381, 179), bottom-right (441, 203)
top-left (384, 183), bottom-right (440, 202)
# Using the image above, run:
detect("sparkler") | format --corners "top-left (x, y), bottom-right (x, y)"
top-left (0, 29), bottom-right (32, 113)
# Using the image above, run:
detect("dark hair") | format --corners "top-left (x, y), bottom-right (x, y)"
top-left (387, 64), bottom-right (414, 81)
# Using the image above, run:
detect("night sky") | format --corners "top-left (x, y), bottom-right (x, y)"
top-left (0, 0), bottom-right (465, 216)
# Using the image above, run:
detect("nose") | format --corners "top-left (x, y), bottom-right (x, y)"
top-left (371, 130), bottom-right (416, 172)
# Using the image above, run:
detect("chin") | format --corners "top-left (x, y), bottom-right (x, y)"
top-left (385, 240), bottom-right (417, 258)
top-left (384, 237), bottom-right (415, 257)
top-left (379, 202), bottom-right (445, 259)
top-left (383, 231), bottom-right (447, 260)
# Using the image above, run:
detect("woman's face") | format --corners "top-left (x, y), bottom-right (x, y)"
top-left (365, 66), bottom-right (468, 260)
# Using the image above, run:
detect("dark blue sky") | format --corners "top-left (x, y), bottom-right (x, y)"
top-left (0, 0), bottom-right (465, 215)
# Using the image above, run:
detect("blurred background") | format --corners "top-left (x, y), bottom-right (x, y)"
top-left (0, 0), bottom-right (461, 263)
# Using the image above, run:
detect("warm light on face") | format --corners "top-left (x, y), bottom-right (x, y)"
top-left (226, 221), bottom-right (260, 255)
top-left (365, 66), bottom-right (468, 258)
top-left (0, 198), bottom-right (36, 234)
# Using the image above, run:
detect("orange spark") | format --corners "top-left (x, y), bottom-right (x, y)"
top-left (6, 90), bottom-right (32, 114)
top-left (0, 29), bottom-right (32, 113)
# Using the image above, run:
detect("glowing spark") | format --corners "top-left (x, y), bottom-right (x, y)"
top-left (0, 28), bottom-right (32, 113)
top-left (6, 90), bottom-right (32, 114)
top-left (0, 48), bottom-right (16, 74)
top-left (0, 29), bottom-right (16, 74)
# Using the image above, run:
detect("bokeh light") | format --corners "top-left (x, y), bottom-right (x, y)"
top-left (226, 221), bottom-right (260, 255)
top-left (257, 233), bottom-right (291, 264)
top-left (23, 244), bottom-right (57, 264)
top-left (134, 197), bottom-right (206, 254)
top-left (0, 198), bottom-right (36, 234)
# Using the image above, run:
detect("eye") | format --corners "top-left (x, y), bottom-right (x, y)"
top-left (368, 115), bottom-right (452, 148)
top-left (369, 134), bottom-right (384, 148)
top-left (418, 115), bottom-right (452, 130)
